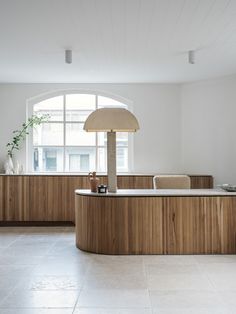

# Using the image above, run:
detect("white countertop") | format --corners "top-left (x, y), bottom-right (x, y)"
top-left (0, 173), bottom-right (212, 177)
top-left (75, 189), bottom-right (236, 197)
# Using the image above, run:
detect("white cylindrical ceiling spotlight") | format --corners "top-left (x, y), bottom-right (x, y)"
top-left (65, 49), bottom-right (72, 64)
top-left (188, 50), bottom-right (195, 64)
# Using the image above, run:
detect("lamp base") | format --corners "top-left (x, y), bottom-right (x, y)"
top-left (107, 131), bottom-right (117, 192)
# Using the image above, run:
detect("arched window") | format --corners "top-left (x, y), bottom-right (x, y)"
top-left (28, 92), bottom-right (131, 173)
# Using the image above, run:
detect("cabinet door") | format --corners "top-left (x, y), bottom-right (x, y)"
top-left (29, 176), bottom-right (47, 221)
top-left (117, 176), bottom-right (134, 189)
top-left (4, 176), bottom-right (29, 221)
top-left (46, 176), bottom-right (85, 222)
top-left (133, 176), bottom-right (153, 189)
top-left (62, 176), bottom-right (84, 223)
top-left (0, 176), bottom-right (4, 221)
top-left (190, 176), bottom-right (213, 188)
top-left (29, 176), bottom-right (88, 222)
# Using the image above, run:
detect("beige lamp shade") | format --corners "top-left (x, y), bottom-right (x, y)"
top-left (84, 108), bottom-right (139, 132)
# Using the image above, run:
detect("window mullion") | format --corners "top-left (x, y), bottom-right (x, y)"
top-left (63, 95), bottom-right (66, 172)
top-left (95, 94), bottom-right (98, 172)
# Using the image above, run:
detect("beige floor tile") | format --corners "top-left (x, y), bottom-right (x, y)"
top-left (147, 273), bottom-right (213, 290)
top-left (0, 289), bottom-right (79, 308)
top-left (142, 255), bottom-right (197, 265)
top-left (32, 261), bottom-right (89, 278)
top-left (84, 273), bottom-right (148, 289)
top-left (152, 309), bottom-right (231, 314)
top-left (77, 289), bottom-right (151, 308)
top-left (0, 274), bottom-right (26, 291)
top-left (149, 290), bottom-right (223, 309)
top-left (207, 272), bottom-right (236, 291)
top-left (194, 255), bottom-right (236, 264)
top-left (88, 262), bottom-right (145, 276)
top-left (0, 235), bottom-right (22, 248)
top-left (74, 309), bottom-right (152, 314)
top-left (0, 265), bottom-right (35, 278)
top-left (42, 252), bottom-right (92, 265)
top-left (0, 309), bottom-right (73, 314)
top-left (221, 291), bottom-right (236, 306)
top-left (198, 262), bottom-right (236, 275)
top-left (18, 275), bottom-right (83, 290)
top-left (0, 289), bottom-right (14, 304)
top-left (146, 264), bottom-right (199, 276)
top-left (91, 255), bottom-right (144, 264)
top-left (2, 245), bottom-right (53, 257)
top-left (0, 254), bottom-right (44, 266)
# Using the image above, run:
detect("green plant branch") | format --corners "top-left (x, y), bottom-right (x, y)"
top-left (6, 114), bottom-right (50, 158)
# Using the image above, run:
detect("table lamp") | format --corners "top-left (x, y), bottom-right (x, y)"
top-left (84, 108), bottom-right (139, 192)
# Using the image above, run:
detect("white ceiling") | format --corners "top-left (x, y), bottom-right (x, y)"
top-left (0, 0), bottom-right (236, 83)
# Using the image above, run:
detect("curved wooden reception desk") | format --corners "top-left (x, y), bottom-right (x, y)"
top-left (75, 189), bottom-right (236, 255)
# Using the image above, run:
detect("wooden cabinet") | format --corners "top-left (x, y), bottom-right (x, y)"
top-left (0, 176), bottom-right (4, 220)
top-left (0, 174), bottom-right (213, 224)
top-left (190, 175), bottom-right (214, 189)
top-left (4, 176), bottom-right (29, 221)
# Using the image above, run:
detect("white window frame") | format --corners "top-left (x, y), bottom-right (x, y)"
top-left (26, 90), bottom-right (134, 173)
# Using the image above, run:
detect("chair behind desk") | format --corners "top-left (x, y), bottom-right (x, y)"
top-left (153, 175), bottom-right (191, 189)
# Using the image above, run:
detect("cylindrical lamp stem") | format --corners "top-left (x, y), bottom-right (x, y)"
top-left (107, 131), bottom-right (117, 192)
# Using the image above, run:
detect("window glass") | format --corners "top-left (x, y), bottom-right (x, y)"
top-left (117, 147), bottom-right (128, 171)
top-left (66, 94), bottom-right (95, 110)
top-left (97, 147), bottom-right (107, 172)
top-left (34, 96), bottom-right (63, 121)
top-left (98, 132), bottom-right (128, 146)
top-left (66, 110), bottom-right (92, 122)
top-left (32, 93), bottom-right (129, 172)
top-left (33, 147), bottom-right (63, 172)
top-left (65, 147), bottom-right (96, 172)
top-left (33, 123), bottom-right (63, 146)
top-left (66, 123), bottom-right (96, 146)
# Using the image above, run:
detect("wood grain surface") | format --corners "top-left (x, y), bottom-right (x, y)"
top-left (75, 194), bottom-right (236, 254)
top-left (0, 174), bottom-right (213, 223)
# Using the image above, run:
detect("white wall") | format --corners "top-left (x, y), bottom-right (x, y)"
top-left (181, 75), bottom-right (236, 185)
top-left (0, 83), bottom-right (182, 174)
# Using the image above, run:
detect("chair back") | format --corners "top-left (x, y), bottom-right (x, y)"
top-left (153, 175), bottom-right (191, 189)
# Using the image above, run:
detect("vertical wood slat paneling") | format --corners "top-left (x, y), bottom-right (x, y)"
top-left (76, 195), bottom-right (236, 255)
top-left (0, 176), bottom-right (4, 220)
top-left (0, 174), bottom-right (213, 223)
top-left (28, 176), bottom-right (47, 221)
top-left (190, 176), bottom-right (213, 189)
top-left (76, 195), bottom-right (163, 254)
top-left (4, 176), bottom-right (29, 221)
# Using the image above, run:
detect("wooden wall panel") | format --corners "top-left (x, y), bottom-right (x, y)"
top-left (28, 176), bottom-right (47, 221)
top-left (62, 177), bottom-right (89, 222)
top-left (4, 176), bottom-right (29, 221)
top-left (0, 176), bottom-right (4, 220)
top-left (190, 176), bottom-right (213, 189)
top-left (0, 174), bottom-right (213, 223)
top-left (133, 176), bottom-right (153, 189)
top-left (117, 176), bottom-right (134, 188)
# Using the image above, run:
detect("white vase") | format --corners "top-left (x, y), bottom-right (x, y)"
top-left (4, 155), bottom-right (14, 174)
top-left (14, 160), bottom-right (20, 174)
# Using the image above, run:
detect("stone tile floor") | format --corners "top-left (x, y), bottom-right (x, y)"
top-left (0, 227), bottom-right (235, 313)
